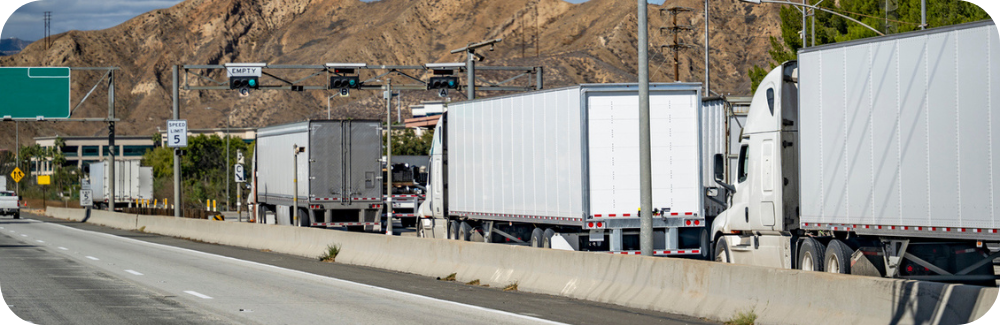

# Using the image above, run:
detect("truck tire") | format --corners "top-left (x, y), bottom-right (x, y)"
top-left (458, 221), bottom-right (472, 241)
top-left (825, 239), bottom-right (852, 274)
top-left (714, 237), bottom-right (731, 263)
top-left (13, 212), bottom-right (20, 219)
top-left (449, 220), bottom-right (460, 240)
top-left (530, 228), bottom-right (544, 248)
top-left (798, 237), bottom-right (826, 271)
top-left (542, 229), bottom-right (556, 248)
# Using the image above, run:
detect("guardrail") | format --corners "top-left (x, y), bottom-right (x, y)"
top-left (44, 207), bottom-right (997, 325)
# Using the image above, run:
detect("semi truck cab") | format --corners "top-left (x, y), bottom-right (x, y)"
top-left (712, 61), bottom-right (800, 269)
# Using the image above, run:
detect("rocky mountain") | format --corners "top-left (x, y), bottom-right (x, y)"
top-left (0, 37), bottom-right (32, 56)
top-left (0, 0), bottom-right (780, 151)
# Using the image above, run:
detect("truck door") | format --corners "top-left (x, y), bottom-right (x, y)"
top-left (309, 122), bottom-right (344, 202)
top-left (349, 121), bottom-right (381, 204)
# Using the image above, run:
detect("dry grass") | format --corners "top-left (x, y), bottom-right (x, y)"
top-left (318, 244), bottom-right (341, 263)
top-left (725, 308), bottom-right (757, 325)
top-left (502, 282), bottom-right (518, 292)
top-left (438, 273), bottom-right (457, 281)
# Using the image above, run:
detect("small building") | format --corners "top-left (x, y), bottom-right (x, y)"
top-left (33, 135), bottom-right (154, 175)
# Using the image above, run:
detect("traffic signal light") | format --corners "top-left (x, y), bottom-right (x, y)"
top-left (330, 76), bottom-right (361, 89)
top-left (229, 76), bottom-right (259, 90)
top-left (428, 76), bottom-right (458, 89)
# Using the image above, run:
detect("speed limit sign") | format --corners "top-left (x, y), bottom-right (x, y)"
top-left (167, 120), bottom-right (188, 148)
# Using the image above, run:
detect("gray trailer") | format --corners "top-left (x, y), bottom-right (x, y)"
top-left (427, 83), bottom-right (726, 257)
top-left (252, 120), bottom-right (383, 230)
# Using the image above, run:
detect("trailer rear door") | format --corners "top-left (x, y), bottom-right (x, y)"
top-left (586, 89), bottom-right (702, 218)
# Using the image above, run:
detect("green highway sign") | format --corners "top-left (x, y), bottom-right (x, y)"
top-left (0, 67), bottom-right (71, 119)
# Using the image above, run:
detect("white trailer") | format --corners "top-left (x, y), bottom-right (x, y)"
top-left (89, 160), bottom-right (153, 209)
top-left (711, 21), bottom-right (1000, 284)
top-left (251, 120), bottom-right (383, 230)
top-left (423, 83), bottom-right (726, 257)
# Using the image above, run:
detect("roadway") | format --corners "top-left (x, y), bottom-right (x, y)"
top-left (0, 211), bottom-right (717, 325)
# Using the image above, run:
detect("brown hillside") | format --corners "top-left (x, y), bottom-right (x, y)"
top-left (0, 0), bottom-right (779, 150)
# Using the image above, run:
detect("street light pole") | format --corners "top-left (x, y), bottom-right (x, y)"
top-left (638, 0), bottom-right (653, 257)
top-left (225, 111), bottom-right (230, 212)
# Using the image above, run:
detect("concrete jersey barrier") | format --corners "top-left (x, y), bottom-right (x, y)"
top-left (45, 207), bottom-right (997, 324)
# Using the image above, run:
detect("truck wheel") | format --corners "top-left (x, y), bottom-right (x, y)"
top-left (798, 238), bottom-right (826, 271)
top-left (825, 239), bottom-right (852, 274)
top-left (542, 229), bottom-right (556, 248)
top-left (449, 220), bottom-right (460, 240)
top-left (530, 228), bottom-right (544, 248)
top-left (458, 221), bottom-right (473, 241)
top-left (714, 237), bottom-right (731, 263)
top-left (13, 213), bottom-right (20, 219)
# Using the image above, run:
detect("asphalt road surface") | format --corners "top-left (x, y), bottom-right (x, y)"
top-left (1, 212), bottom-right (717, 325)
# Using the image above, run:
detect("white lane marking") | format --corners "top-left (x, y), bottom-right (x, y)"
top-left (35, 240), bottom-right (44, 243)
top-left (184, 291), bottom-right (213, 299)
top-left (125, 270), bottom-right (143, 276)
top-left (58, 247), bottom-right (68, 250)
top-left (46, 221), bottom-right (568, 325)
top-left (85, 256), bottom-right (99, 261)
top-left (19, 234), bottom-right (26, 237)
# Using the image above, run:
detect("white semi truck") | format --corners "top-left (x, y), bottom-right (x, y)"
top-left (420, 83), bottom-right (728, 257)
top-left (251, 120), bottom-right (384, 230)
top-left (711, 21), bottom-right (1000, 283)
top-left (89, 160), bottom-right (153, 209)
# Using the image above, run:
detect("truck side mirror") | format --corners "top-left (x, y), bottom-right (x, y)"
top-left (713, 154), bottom-right (725, 182)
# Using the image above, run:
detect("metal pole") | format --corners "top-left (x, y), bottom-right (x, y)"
top-left (385, 80), bottom-right (394, 235)
top-left (327, 95), bottom-right (333, 120)
top-left (396, 91), bottom-right (402, 124)
top-left (811, 6), bottom-right (816, 47)
top-left (638, 0), bottom-right (653, 257)
top-left (704, 0), bottom-right (710, 95)
top-left (536, 67), bottom-right (544, 90)
top-left (293, 145), bottom-right (299, 227)
top-left (802, 0), bottom-right (807, 48)
top-left (466, 50), bottom-right (475, 100)
top-left (921, 0), bottom-right (926, 30)
top-left (108, 70), bottom-right (115, 212)
top-left (226, 118), bottom-right (230, 212)
top-left (173, 65), bottom-right (181, 217)
top-left (15, 121), bottom-right (18, 197)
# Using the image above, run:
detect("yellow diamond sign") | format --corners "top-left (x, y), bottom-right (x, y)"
top-left (10, 167), bottom-right (24, 183)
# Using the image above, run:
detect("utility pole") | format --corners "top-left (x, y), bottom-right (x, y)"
top-left (172, 65), bottom-right (181, 217)
top-left (638, 0), bottom-right (653, 257)
top-left (385, 79), bottom-right (393, 235)
top-left (704, 0), bottom-right (710, 95)
top-left (660, 7), bottom-right (694, 82)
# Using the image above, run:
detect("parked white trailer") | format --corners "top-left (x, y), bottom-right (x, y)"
top-left (711, 21), bottom-right (1000, 284)
top-left (88, 160), bottom-right (153, 209)
top-left (422, 83), bottom-right (727, 256)
top-left (251, 120), bottom-right (383, 230)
